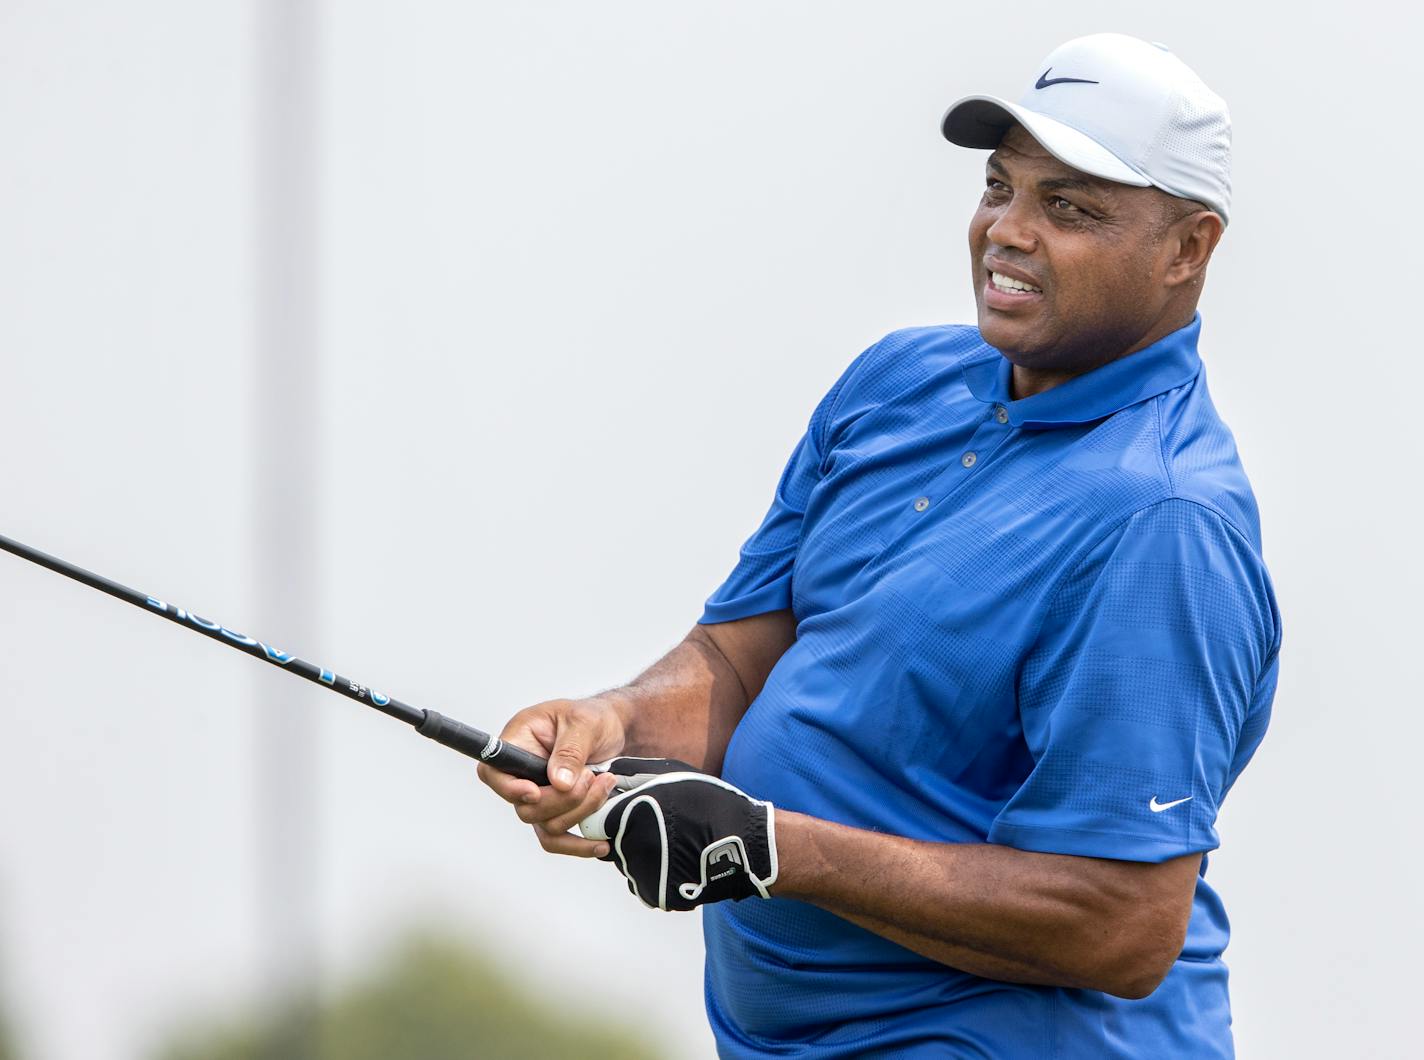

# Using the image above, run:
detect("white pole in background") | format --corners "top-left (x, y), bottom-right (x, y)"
top-left (253, 1), bottom-right (323, 1054)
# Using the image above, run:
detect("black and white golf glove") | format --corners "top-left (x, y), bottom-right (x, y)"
top-left (579, 757), bottom-right (777, 912)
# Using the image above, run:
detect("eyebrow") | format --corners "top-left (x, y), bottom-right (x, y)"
top-left (1042, 176), bottom-right (1106, 195)
top-left (986, 155), bottom-right (1112, 198)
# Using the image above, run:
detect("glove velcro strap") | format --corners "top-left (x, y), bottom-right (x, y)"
top-left (590, 755), bottom-right (702, 792)
top-left (675, 811), bottom-right (777, 904)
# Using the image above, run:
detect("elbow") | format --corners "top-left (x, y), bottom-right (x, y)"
top-left (1059, 851), bottom-right (1200, 1000)
top-left (1089, 912), bottom-right (1189, 1000)
top-left (1103, 958), bottom-right (1173, 1001)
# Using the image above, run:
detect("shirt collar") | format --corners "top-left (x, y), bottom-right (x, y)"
top-left (961, 314), bottom-right (1203, 429)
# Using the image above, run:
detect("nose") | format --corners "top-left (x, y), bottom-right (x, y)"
top-left (984, 194), bottom-right (1038, 256)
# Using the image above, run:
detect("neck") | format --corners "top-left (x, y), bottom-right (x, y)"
top-left (1011, 363), bottom-right (1076, 401)
top-left (1009, 307), bottom-right (1196, 401)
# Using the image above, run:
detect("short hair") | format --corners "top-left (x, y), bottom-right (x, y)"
top-left (1155, 191), bottom-right (1212, 233)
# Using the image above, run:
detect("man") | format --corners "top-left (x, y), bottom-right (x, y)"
top-left (480, 33), bottom-right (1280, 1058)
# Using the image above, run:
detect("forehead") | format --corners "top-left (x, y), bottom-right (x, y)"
top-left (987, 124), bottom-right (1113, 191)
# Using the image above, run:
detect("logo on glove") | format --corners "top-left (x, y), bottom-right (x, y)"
top-left (578, 759), bottom-right (777, 912)
top-left (707, 840), bottom-right (744, 882)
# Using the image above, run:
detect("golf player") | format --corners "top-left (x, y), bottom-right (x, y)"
top-left (480, 33), bottom-right (1280, 1058)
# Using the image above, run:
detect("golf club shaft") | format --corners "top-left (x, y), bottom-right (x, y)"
top-left (0, 531), bottom-right (550, 784)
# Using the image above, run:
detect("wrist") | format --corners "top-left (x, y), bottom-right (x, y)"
top-left (590, 688), bottom-right (641, 755)
top-left (595, 686), bottom-right (652, 752)
top-left (769, 810), bottom-right (822, 900)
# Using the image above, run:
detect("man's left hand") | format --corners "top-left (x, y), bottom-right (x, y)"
top-left (580, 770), bottom-right (777, 911)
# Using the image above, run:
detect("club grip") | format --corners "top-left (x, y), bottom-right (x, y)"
top-left (416, 709), bottom-right (549, 784)
top-left (483, 740), bottom-right (553, 785)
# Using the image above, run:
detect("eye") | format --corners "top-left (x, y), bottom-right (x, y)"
top-left (1048, 196), bottom-right (1081, 213)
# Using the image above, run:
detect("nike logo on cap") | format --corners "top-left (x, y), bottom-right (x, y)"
top-left (1149, 795), bottom-right (1193, 813)
top-left (1035, 68), bottom-right (1100, 89)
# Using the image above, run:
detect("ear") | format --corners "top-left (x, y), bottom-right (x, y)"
top-left (1163, 211), bottom-right (1224, 288)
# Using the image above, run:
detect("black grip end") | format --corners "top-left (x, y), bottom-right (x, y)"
top-left (417, 710), bottom-right (549, 784)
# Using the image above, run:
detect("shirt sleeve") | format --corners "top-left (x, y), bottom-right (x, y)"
top-left (987, 498), bottom-right (1281, 863)
top-left (699, 338), bottom-right (883, 625)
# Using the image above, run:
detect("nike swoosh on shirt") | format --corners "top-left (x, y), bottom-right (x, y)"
top-left (1035, 68), bottom-right (1100, 89)
top-left (1149, 795), bottom-right (1193, 813)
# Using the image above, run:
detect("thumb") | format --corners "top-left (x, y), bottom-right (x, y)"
top-left (548, 707), bottom-right (597, 791)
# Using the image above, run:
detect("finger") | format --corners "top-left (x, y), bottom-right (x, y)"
top-left (541, 772), bottom-right (619, 835)
top-left (497, 702), bottom-right (559, 745)
top-left (534, 825), bottom-right (610, 859)
top-left (476, 762), bottom-right (541, 806)
top-left (515, 768), bottom-right (596, 825)
top-left (476, 704), bottom-right (562, 801)
top-left (548, 704), bottom-right (601, 791)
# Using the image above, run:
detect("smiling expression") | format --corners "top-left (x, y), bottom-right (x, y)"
top-left (969, 124), bottom-right (1216, 395)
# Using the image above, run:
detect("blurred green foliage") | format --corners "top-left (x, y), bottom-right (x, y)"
top-left (0, 1001), bottom-right (15, 1060)
top-left (152, 931), bottom-right (665, 1060)
top-left (0, 932), bottom-right (16, 1060)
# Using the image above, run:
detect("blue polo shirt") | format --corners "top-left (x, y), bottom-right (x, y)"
top-left (699, 316), bottom-right (1281, 1058)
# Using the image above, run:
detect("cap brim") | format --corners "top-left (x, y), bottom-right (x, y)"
top-left (941, 95), bottom-right (1151, 188)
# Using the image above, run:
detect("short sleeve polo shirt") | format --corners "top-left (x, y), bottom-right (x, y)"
top-left (698, 316), bottom-right (1281, 1059)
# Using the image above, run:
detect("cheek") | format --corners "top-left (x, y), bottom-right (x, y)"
top-left (968, 206), bottom-right (992, 252)
top-left (1051, 270), bottom-right (1106, 321)
top-left (1052, 254), bottom-right (1143, 327)
top-left (1084, 253), bottom-right (1148, 303)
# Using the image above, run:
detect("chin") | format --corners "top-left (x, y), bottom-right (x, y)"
top-left (976, 313), bottom-right (1040, 362)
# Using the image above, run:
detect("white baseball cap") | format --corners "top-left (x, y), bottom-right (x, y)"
top-left (941, 33), bottom-right (1232, 224)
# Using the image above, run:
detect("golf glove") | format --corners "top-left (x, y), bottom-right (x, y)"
top-left (580, 760), bottom-right (777, 912)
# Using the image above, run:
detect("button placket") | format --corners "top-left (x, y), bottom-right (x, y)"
top-left (886, 408), bottom-right (1016, 539)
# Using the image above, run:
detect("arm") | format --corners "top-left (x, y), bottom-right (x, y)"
top-left (475, 610), bottom-right (796, 855)
top-left (610, 612), bottom-right (796, 774)
top-left (773, 812), bottom-right (1201, 999)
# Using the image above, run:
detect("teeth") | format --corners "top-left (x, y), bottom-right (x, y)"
top-left (991, 271), bottom-right (1041, 294)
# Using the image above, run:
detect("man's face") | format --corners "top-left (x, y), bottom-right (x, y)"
top-left (968, 125), bottom-right (1185, 376)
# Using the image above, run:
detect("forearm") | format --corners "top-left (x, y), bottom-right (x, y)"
top-left (600, 627), bottom-right (752, 774)
top-left (773, 812), bottom-right (1182, 999)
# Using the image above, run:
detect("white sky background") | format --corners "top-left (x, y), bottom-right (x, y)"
top-left (0, 2), bottom-right (1418, 1058)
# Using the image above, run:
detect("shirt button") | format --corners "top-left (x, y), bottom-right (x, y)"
top-left (913, 496), bottom-right (930, 512)
top-left (995, 406), bottom-right (1009, 424)
top-left (961, 452), bottom-right (977, 469)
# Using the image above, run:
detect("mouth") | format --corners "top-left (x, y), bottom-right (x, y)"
top-left (981, 263), bottom-right (1044, 311)
top-left (988, 270), bottom-right (1042, 295)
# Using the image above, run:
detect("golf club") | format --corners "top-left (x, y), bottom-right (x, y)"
top-left (0, 531), bottom-right (551, 784)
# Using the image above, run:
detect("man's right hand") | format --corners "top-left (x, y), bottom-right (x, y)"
top-left (477, 613), bottom-right (798, 858)
top-left (476, 696), bottom-right (629, 859)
